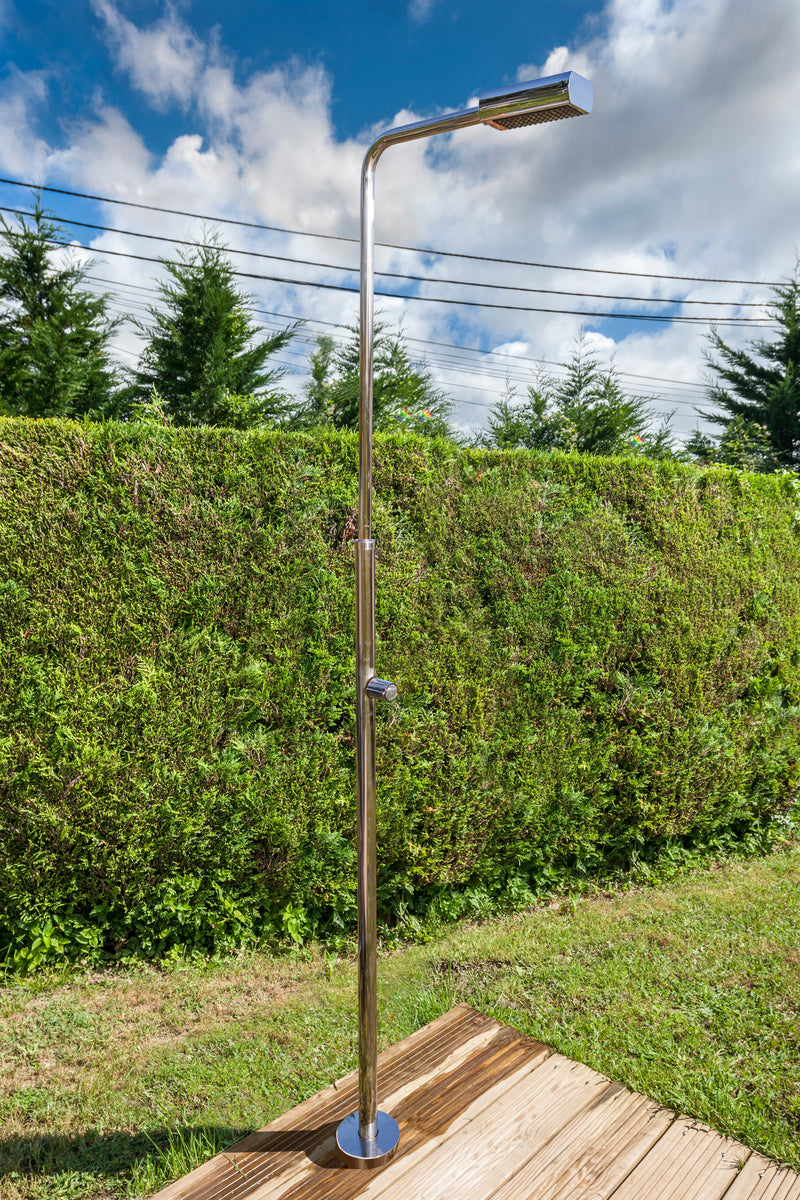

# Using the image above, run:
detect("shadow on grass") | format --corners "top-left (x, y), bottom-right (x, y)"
top-left (0, 1119), bottom-right (351, 1191)
top-left (0, 1125), bottom-right (249, 1181)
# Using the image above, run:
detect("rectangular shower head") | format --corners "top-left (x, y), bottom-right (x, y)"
top-left (479, 71), bottom-right (593, 130)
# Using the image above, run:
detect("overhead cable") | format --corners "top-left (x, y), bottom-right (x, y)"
top-left (0, 203), bottom-right (773, 312)
top-left (0, 174), bottom-right (783, 288)
top-left (91, 279), bottom-right (717, 402)
top-left (42, 235), bottom-right (775, 326)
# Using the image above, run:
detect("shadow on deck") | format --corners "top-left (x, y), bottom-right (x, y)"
top-left (152, 1003), bottom-right (800, 1200)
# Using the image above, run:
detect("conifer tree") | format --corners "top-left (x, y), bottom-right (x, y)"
top-left (0, 201), bottom-right (122, 420)
top-left (294, 324), bottom-right (453, 437)
top-left (688, 276), bottom-right (800, 470)
top-left (485, 335), bottom-right (674, 457)
top-left (685, 415), bottom-right (778, 473)
top-left (132, 237), bottom-right (296, 428)
top-left (299, 334), bottom-right (337, 427)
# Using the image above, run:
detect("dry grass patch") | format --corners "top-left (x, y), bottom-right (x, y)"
top-left (1, 954), bottom-right (325, 1093)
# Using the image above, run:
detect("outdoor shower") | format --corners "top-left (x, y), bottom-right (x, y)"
top-left (336, 69), bottom-right (593, 1169)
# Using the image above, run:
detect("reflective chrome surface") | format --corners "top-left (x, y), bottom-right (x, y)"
top-left (478, 70), bottom-right (593, 130)
top-left (339, 67), bottom-right (592, 1167)
top-left (354, 538), bottom-right (378, 1137)
top-left (365, 678), bottom-right (399, 702)
top-left (336, 1110), bottom-right (401, 1169)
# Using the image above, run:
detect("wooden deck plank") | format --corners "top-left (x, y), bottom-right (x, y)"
top-left (259, 1027), bottom-right (550, 1200)
top-left (150, 1007), bottom-right (800, 1200)
top-left (362, 1054), bottom-right (608, 1200)
top-left (223, 1010), bottom-right (513, 1181)
top-left (272, 1044), bottom-right (554, 1200)
top-left (154, 1006), bottom-right (549, 1200)
top-left (485, 1080), bottom-right (675, 1200)
top-left (721, 1154), bottom-right (800, 1200)
top-left (153, 1003), bottom-right (495, 1200)
top-left (607, 1117), bottom-right (751, 1200)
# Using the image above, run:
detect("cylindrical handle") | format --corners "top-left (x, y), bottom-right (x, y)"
top-left (365, 678), bottom-right (399, 702)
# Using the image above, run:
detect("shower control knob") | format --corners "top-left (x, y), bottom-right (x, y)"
top-left (365, 677), bottom-right (399, 702)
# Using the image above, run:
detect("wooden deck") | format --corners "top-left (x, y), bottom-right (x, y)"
top-left (153, 1003), bottom-right (800, 1200)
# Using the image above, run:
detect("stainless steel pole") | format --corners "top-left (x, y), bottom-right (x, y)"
top-left (356, 141), bottom-right (378, 1142)
top-left (335, 71), bottom-right (592, 1170)
top-left (335, 143), bottom-right (401, 1170)
top-left (354, 536), bottom-right (378, 1139)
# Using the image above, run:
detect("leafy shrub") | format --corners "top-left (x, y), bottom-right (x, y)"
top-left (0, 419), bottom-right (798, 965)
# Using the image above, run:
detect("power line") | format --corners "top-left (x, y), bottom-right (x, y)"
top-left (0, 174), bottom-right (783, 288)
top-left (0, 189), bottom-right (731, 430)
top-left (409, 338), bottom-right (708, 396)
top-left (71, 244), bottom-right (775, 326)
top-left (93, 277), bottom-right (715, 406)
top-left (108, 290), bottom-right (709, 402)
top-left (242, 305), bottom-right (715, 397)
top-left (0, 203), bottom-right (773, 312)
top-left (88, 274), bottom-right (759, 395)
top-left (103, 304), bottom-right (707, 414)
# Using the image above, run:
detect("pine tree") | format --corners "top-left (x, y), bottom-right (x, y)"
top-left (294, 325), bottom-right (454, 437)
top-left (485, 336), bottom-right (674, 457)
top-left (690, 276), bottom-right (800, 470)
top-left (0, 200), bottom-right (123, 420)
top-left (131, 237), bottom-right (297, 428)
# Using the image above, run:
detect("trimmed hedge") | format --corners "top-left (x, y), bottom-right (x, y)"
top-left (0, 417), bottom-right (798, 963)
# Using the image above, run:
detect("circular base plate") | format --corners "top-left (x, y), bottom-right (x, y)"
top-left (336, 1110), bottom-right (400, 1169)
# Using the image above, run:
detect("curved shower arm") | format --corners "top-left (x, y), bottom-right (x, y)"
top-left (357, 107), bottom-right (485, 540)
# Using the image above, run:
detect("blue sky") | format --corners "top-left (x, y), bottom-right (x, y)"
top-left (1, 0), bottom-right (798, 440)
top-left (3, 0), bottom-right (599, 144)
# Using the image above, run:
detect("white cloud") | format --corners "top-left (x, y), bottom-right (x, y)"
top-left (49, 107), bottom-right (152, 194)
top-left (408, 0), bottom-right (438, 23)
top-left (90, 0), bottom-right (206, 109)
top-left (492, 342), bottom-right (532, 358)
top-left (0, 68), bottom-right (51, 177)
top-left (1, 0), bottom-right (796, 443)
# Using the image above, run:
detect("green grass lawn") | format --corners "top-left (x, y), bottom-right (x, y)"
top-left (1, 845), bottom-right (798, 1199)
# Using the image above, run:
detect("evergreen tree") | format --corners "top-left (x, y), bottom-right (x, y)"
top-left (685, 416), bottom-right (779, 473)
top-left (0, 200), bottom-right (123, 420)
top-left (294, 324), bottom-right (454, 437)
top-left (484, 336), bottom-right (674, 458)
top-left (299, 333), bottom-right (337, 427)
top-left (689, 276), bottom-right (800, 471)
top-left (131, 237), bottom-right (297, 428)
